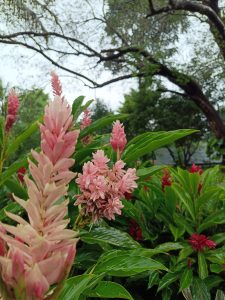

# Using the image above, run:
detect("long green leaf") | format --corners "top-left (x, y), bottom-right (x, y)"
top-left (122, 129), bottom-right (197, 163)
top-left (79, 114), bottom-right (128, 138)
top-left (72, 96), bottom-right (85, 121)
top-left (94, 253), bottom-right (167, 276)
top-left (80, 226), bottom-right (140, 249)
top-left (6, 120), bottom-right (40, 158)
top-left (157, 272), bottom-right (178, 292)
top-left (198, 253), bottom-right (208, 279)
top-left (0, 158), bottom-right (28, 186)
top-left (179, 268), bottom-right (193, 291)
top-left (85, 281), bottom-right (134, 300)
top-left (58, 274), bottom-right (97, 300)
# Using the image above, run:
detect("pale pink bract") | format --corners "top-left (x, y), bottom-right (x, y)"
top-left (0, 78), bottom-right (79, 299)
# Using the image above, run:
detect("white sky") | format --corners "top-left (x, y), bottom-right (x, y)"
top-left (0, 44), bottom-right (135, 111)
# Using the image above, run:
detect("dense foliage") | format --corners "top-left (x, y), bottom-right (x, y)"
top-left (0, 75), bottom-right (224, 299)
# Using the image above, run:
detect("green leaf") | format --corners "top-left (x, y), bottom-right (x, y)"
top-left (122, 129), bottom-right (197, 163)
top-left (204, 275), bottom-right (223, 291)
top-left (215, 290), bottom-right (225, 300)
top-left (173, 213), bottom-right (194, 235)
top-left (172, 183), bottom-right (195, 221)
top-left (178, 246), bottom-right (193, 262)
top-left (179, 268), bottom-right (193, 291)
top-left (136, 165), bottom-right (166, 178)
top-left (85, 281), bottom-right (134, 300)
top-left (79, 114), bottom-right (128, 138)
top-left (4, 178), bottom-right (27, 199)
top-left (169, 224), bottom-right (184, 241)
top-left (209, 264), bottom-right (224, 274)
top-left (80, 226), bottom-right (140, 249)
top-left (81, 99), bottom-right (94, 112)
top-left (0, 202), bottom-right (22, 221)
top-left (191, 278), bottom-right (210, 300)
top-left (94, 253), bottom-right (167, 277)
top-left (157, 272), bottom-right (178, 292)
top-left (155, 242), bottom-right (184, 252)
top-left (58, 274), bottom-right (97, 300)
top-left (5, 120), bottom-right (39, 158)
top-left (197, 212), bottom-right (225, 233)
top-left (198, 253), bottom-right (208, 279)
top-left (148, 271), bottom-right (159, 289)
top-left (0, 158), bottom-right (28, 186)
top-left (72, 96), bottom-right (85, 121)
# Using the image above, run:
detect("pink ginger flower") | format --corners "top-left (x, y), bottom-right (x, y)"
top-left (110, 120), bottom-right (127, 158)
top-left (81, 109), bottom-right (92, 145)
top-left (5, 89), bottom-right (19, 132)
top-left (51, 71), bottom-right (63, 97)
top-left (75, 150), bottom-right (138, 222)
top-left (0, 88), bottom-right (79, 299)
top-left (81, 109), bottom-right (92, 130)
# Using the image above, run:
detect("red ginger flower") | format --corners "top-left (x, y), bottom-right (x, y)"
top-left (17, 167), bottom-right (26, 183)
top-left (110, 120), bottom-right (127, 154)
top-left (189, 164), bottom-right (203, 174)
top-left (5, 89), bottom-right (19, 132)
top-left (129, 219), bottom-right (143, 241)
top-left (162, 169), bottom-right (172, 192)
top-left (189, 233), bottom-right (216, 252)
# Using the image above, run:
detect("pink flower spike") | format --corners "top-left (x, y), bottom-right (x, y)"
top-left (12, 249), bottom-right (25, 280)
top-left (81, 109), bottom-right (92, 130)
top-left (51, 71), bottom-right (63, 97)
top-left (5, 89), bottom-right (19, 132)
top-left (110, 120), bottom-right (127, 157)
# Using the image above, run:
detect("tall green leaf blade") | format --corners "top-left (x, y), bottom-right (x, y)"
top-left (0, 158), bottom-right (28, 186)
top-left (6, 120), bottom-right (40, 158)
top-left (191, 278), bottom-right (210, 300)
top-left (215, 290), bottom-right (225, 300)
top-left (198, 253), bottom-right (208, 279)
top-left (85, 281), bottom-right (134, 300)
top-left (72, 96), bottom-right (85, 121)
top-left (4, 178), bottom-right (27, 199)
top-left (122, 129), bottom-right (197, 163)
top-left (179, 268), bottom-right (193, 291)
top-left (58, 274), bottom-right (97, 300)
top-left (157, 273), bottom-right (178, 292)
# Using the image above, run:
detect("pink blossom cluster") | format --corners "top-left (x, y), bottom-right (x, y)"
top-left (75, 150), bottom-right (138, 222)
top-left (5, 89), bottom-right (19, 132)
top-left (0, 76), bottom-right (79, 299)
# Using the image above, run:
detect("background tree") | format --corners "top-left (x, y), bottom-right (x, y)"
top-left (91, 98), bottom-right (114, 134)
top-left (1, 0), bottom-right (225, 161)
top-left (120, 80), bottom-right (208, 166)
